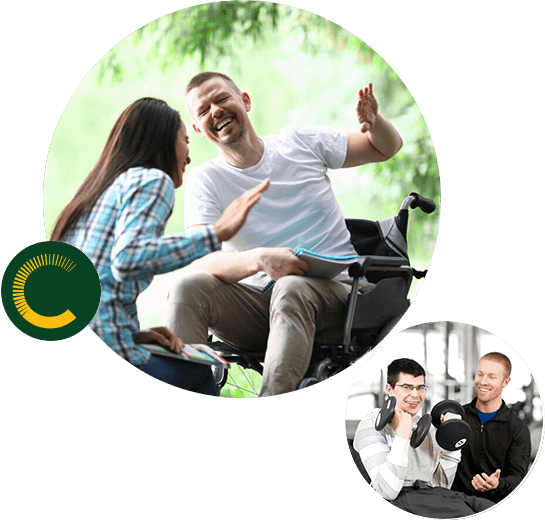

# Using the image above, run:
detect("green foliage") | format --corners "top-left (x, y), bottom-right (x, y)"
top-left (100, 1), bottom-right (282, 80)
top-left (99, 2), bottom-right (387, 81)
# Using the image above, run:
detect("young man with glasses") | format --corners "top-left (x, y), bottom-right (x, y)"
top-left (353, 358), bottom-right (494, 518)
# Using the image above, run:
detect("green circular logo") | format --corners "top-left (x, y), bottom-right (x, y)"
top-left (2, 241), bottom-right (101, 341)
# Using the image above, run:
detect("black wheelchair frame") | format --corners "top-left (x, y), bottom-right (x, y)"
top-left (210, 192), bottom-right (436, 396)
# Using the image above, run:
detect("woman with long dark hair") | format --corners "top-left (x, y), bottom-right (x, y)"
top-left (51, 97), bottom-right (268, 395)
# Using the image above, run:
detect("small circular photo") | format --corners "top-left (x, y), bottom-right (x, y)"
top-left (345, 321), bottom-right (543, 518)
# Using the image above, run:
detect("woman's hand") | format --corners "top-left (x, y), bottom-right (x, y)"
top-left (133, 326), bottom-right (184, 354)
top-left (214, 178), bottom-right (270, 242)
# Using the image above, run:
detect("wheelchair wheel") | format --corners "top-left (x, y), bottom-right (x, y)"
top-left (218, 364), bottom-right (262, 398)
top-left (373, 313), bottom-right (404, 347)
top-left (211, 364), bottom-right (228, 389)
top-left (314, 358), bottom-right (335, 382)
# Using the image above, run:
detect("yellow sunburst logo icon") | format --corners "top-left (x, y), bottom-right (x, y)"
top-left (2, 242), bottom-right (100, 340)
top-left (13, 254), bottom-right (78, 329)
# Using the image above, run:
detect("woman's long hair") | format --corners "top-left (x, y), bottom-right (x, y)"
top-left (50, 97), bottom-right (182, 241)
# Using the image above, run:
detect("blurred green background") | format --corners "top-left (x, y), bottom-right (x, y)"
top-left (43, 1), bottom-right (440, 332)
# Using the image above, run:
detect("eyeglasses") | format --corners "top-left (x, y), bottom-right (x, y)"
top-left (395, 384), bottom-right (428, 393)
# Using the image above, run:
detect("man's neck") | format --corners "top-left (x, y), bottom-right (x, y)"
top-left (476, 397), bottom-right (502, 413)
top-left (221, 131), bottom-right (264, 169)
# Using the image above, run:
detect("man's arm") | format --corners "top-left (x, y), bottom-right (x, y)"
top-left (342, 83), bottom-right (403, 168)
top-left (187, 236), bottom-right (309, 284)
top-left (353, 409), bottom-right (414, 500)
top-left (187, 247), bottom-right (260, 284)
top-left (473, 420), bottom-right (531, 499)
top-left (432, 445), bottom-right (462, 489)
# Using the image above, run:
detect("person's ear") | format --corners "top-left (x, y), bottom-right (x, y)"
top-left (192, 123), bottom-right (204, 138)
top-left (242, 92), bottom-right (251, 112)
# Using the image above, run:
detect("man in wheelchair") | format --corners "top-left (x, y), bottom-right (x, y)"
top-left (353, 358), bottom-right (495, 518)
top-left (165, 72), bottom-right (403, 396)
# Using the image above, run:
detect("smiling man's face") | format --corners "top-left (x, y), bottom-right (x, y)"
top-left (474, 358), bottom-right (510, 411)
top-left (185, 77), bottom-right (251, 149)
top-left (387, 372), bottom-right (427, 417)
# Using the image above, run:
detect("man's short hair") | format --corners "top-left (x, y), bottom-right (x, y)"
top-left (387, 358), bottom-right (426, 388)
top-left (480, 352), bottom-right (512, 377)
top-left (185, 71), bottom-right (242, 95)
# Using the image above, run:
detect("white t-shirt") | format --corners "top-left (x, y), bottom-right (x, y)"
top-left (184, 125), bottom-right (357, 286)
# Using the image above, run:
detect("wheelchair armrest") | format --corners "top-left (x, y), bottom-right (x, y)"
top-left (348, 255), bottom-right (409, 278)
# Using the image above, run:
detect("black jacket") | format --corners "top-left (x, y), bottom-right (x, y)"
top-left (452, 398), bottom-right (531, 503)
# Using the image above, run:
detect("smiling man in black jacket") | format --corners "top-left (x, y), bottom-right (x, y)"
top-left (452, 352), bottom-right (531, 503)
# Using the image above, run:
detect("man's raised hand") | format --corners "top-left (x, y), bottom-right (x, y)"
top-left (357, 83), bottom-right (379, 133)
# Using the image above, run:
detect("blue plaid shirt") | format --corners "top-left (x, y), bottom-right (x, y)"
top-left (63, 167), bottom-right (219, 365)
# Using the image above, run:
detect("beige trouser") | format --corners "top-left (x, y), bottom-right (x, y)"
top-left (164, 271), bottom-right (352, 396)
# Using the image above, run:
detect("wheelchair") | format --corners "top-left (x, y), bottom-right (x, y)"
top-left (210, 192), bottom-right (436, 397)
